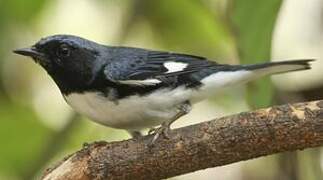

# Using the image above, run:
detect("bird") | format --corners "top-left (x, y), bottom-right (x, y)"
top-left (13, 34), bottom-right (314, 145)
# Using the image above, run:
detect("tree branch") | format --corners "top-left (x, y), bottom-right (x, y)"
top-left (42, 100), bottom-right (323, 180)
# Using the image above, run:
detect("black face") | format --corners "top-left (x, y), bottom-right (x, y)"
top-left (14, 35), bottom-right (102, 93)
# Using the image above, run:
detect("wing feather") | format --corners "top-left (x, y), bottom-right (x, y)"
top-left (104, 49), bottom-right (217, 87)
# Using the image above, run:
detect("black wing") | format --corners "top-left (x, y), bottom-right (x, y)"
top-left (104, 48), bottom-right (219, 88)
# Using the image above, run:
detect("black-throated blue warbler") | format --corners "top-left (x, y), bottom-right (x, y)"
top-left (13, 35), bottom-right (314, 144)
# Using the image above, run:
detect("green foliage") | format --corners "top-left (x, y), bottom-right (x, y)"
top-left (0, 1), bottom-right (49, 178)
top-left (0, 100), bottom-right (51, 177)
top-left (0, 0), bottom-right (47, 23)
top-left (0, 0), bottom-right (48, 92)
top-left (136, 0), bottom-right (235, 60)
top-left (229, 0), bottom-right (282, 108)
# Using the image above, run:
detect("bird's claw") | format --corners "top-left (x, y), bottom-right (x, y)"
top-left (147, 102), bottom-right (191, 147)
top-left (148, 123), bottom-right (171, 147)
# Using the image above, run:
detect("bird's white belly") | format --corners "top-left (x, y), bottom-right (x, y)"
top-left (64, 87), bottom-right (193, 130)
top-left (64, 70), bottom-right (255, 130)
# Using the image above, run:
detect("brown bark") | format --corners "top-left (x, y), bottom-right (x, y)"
top-left (42, 100), bottom-right (323, 180)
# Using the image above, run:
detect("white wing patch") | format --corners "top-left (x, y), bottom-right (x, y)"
top-left (164, 62), bottom-right (188, 73)
top-left (118, 79), bottom-right (161, 86)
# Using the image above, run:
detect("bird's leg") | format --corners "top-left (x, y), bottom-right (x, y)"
top-left (128, 130), bottom-right (143, 139)
top-left (148, 101), bottom-right (191, 146)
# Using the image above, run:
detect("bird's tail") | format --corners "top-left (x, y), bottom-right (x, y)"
top-left (193, 59), bottom-right (314, 102)
top-left (243, 59), bottom-right (314, 75)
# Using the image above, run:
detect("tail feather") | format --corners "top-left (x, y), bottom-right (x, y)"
top-left (197, 59), bottom-right (314, 100)
top-left (244, 59), bottom-right (314, 75)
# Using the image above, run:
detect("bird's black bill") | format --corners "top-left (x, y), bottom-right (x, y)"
top-left (13, 47), bottom-right (45, 59)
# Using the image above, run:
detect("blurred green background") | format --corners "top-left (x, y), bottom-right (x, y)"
top-left (1, 0), bottom-right (322, 179)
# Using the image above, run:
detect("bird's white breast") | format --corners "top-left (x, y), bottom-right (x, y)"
top-left (64, 87), bottom-right (193, 130)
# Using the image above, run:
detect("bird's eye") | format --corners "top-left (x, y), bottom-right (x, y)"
top-left (56, 44), bottom-right (71, 58)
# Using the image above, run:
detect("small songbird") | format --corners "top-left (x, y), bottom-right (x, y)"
top-left (14, 35), bottom-right (313, 144)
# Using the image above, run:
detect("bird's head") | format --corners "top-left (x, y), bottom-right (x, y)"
top-left (14, 35), bottom-right (106, 92)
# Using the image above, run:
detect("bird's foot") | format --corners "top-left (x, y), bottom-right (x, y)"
top-left (148, 122), bottom-right (171, 147)
top-left (147, 101), bottom-right (191, 147)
